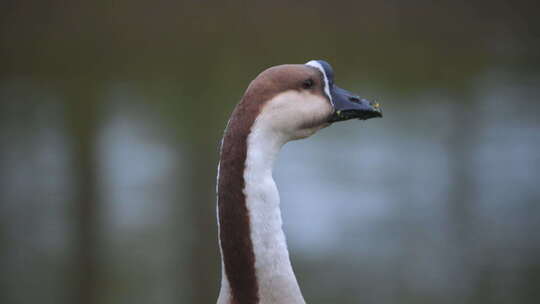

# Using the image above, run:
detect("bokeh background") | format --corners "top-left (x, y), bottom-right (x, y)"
top-left (1, 1), bottom-right (539, 303)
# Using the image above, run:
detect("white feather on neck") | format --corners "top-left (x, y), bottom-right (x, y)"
top-left (218, 90), bottom-right (331, 304)
top-left (244, 99), bottom-right (305, 304)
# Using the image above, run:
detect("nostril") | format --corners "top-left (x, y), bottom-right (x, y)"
top-left (349, 96), bottom-right (360, 103)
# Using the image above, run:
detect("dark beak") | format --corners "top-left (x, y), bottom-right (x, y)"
top-left (328, 86), bottom-right (382, 123)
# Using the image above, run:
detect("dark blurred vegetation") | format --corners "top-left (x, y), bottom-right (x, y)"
top-left (1, 1), bottom-right (539, 303)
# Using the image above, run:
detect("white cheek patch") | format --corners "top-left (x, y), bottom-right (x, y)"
top-left (256, 90), bottom-right (332, 140)
top-left (305, 60), bottom-right (334, 106)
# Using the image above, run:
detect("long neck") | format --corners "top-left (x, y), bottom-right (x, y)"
top-left (217, 118), bottom-right (305, 304)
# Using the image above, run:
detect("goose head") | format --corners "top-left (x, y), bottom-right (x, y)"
top-left (217, 60), bottom-right (383, 304)
top-left (241, 59), bottom-right (382, 142)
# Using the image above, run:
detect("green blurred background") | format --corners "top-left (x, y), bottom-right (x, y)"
top-left (1, 1), bottom-right (539, 303)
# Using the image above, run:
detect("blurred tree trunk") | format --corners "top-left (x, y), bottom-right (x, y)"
top-left (446, 91), bottom-right (481, 302)
top-left (184, 142), bottom-right (220, 303)
top-left (174, 79), bottom-right (222, 303)
top-left (64, 80), bottom-right (102, 304)
top-left (0, 101), bottom-right (10, 304)
top-left (447, 93), bottom-right (477, 245)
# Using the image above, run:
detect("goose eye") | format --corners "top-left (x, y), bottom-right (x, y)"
top-left (302, 79), bottom-right (314, 89)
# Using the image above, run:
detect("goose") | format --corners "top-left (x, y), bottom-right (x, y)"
top-left (216, 60), bottom-right (382, 304)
